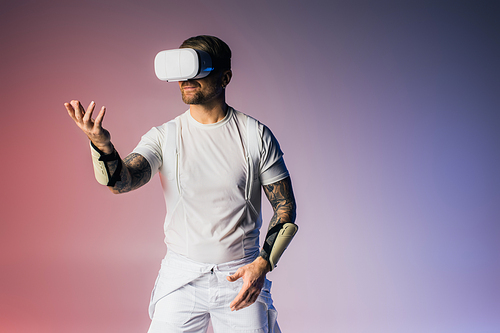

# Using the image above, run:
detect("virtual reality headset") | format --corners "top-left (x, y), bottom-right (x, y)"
top-left (154, 48), bottom-right (213, 82)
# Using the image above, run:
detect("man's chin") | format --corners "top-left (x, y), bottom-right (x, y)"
top-left (182, 99), bottom-right (202, 105)
top-left (181, 94), bottom-right (202, 105)
top-left (181, 89), bottom-right (221, 105)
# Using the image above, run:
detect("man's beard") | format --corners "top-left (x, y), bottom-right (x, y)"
top-left (181, 78), bottom-right (223, 105)
top-left (181, 90), bottom-right (214, 105)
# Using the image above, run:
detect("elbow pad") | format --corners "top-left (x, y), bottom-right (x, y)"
top-left (262, 222), bottom-right (298, 271)
top-left (90, 142), bottom-right (122, 186)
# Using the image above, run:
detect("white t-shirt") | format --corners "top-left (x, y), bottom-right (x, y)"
top-left (133, 107), bottom-right (289, 264)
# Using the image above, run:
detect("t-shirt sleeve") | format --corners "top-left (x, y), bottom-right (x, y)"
top-left (259, 125), bottom-right (290, 186)
top-left (132, 125), bottom-right (165, 181)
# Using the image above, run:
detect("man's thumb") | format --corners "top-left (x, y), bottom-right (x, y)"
top-left (227, 270), bottom-right (242, 282)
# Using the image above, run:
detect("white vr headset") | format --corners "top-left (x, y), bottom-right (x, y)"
top-left (154, 48), bottom-right (214, 82)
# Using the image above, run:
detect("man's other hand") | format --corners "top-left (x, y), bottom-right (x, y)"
top-left (226, 256), bottom-right (270, 311)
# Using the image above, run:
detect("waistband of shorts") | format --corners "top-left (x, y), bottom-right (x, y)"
top-left (164, 249), bottom-right (259, 273)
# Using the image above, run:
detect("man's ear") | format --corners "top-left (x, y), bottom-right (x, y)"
top-left (222, 69), bottom-right (232, 88)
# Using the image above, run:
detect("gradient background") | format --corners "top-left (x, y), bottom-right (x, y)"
top-left (1, 1), bottom-right (499, 332)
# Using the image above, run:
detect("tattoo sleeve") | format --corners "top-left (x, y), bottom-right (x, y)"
top-left (105, 152), bottom-right (152, 194)
top-left (259, 176), bottom-right (297, 262)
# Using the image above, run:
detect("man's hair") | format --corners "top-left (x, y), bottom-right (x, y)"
top-left (180, 35), bottom-right (231, 72)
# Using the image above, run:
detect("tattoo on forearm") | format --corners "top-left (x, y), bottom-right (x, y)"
top-left (260, 177), bottom-right (297, 263)
top-left (106, 153), bottom-right (151, 193)
top-left (263, 176), bottom-right (297, 229)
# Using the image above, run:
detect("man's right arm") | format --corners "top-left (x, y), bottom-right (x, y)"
top-left (105, 152), bottom-right (151, 194)
top-left (65, 100), bottom-right (151, 194)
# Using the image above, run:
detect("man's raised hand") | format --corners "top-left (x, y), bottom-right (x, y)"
top-left (65, 100), bottom-right (112, 153)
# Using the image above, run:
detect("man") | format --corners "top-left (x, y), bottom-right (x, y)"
top-left (65, 35), bottom-right (296, 333)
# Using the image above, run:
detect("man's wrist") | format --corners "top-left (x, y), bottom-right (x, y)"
top-left (255, 254), bottom-right (271, 273)
top-left (90, 141), bottom-right (114, 155)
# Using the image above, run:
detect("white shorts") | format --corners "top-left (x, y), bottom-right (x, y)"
top-left (147, 251), bottom-right (281, 333)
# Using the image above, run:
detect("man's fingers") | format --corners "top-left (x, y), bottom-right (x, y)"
top-left (70, 100), bottom-right (84, 120)
top-left (227, 269), bottom-right (243, 282)
top-left (65, 100), bottom-right (104, 129)
top-left (65, 102), bottom-right (77, 121)
top-left (227, 262), bottom-right (267, 311)
top-left (231, 288), bottom-right (260, 311)
top-left (230, 288), bottom-right (248, 311)
top-left (94, 106), bottom-right (106, 127)
top-left (229, 278), bottom-right (261, 311)
top-left (83, 101), bottom-right (96, 122)
top-left (249, 291), bottom-right (259, 304)
top-left (227, 274), bottom-right (239, 282)
top-left (228, 269), bottom-right (245, 310)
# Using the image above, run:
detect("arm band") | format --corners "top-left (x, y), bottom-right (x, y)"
top-left (90, 141), bottom-right (122, 186)
top-left (260, 222), bottom-right (298, 271)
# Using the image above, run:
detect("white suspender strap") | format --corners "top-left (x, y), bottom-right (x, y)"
top-left (165, 119), bottom-right (181, 195)
top-left (245, 116), bottom-right (260, 200)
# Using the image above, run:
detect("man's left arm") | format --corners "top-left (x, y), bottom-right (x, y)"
top-left (227, 176), bottom-right (297, 311)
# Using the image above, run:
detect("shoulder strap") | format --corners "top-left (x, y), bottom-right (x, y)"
top-left (166, 119), bottom-right (178, 152)
top-left (165, 119), bottom-right (180, 195)
top-left (245, 116), bottom-right (260, 200)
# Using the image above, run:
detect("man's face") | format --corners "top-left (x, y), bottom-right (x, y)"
top-left (179, 71), bottom-right (224, 105)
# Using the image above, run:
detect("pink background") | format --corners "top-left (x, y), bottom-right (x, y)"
top-left (1, 1), bottom-right (499, 332)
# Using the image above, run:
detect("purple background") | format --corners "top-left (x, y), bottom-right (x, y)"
top-left (1, 1), bottom-right (499, 332)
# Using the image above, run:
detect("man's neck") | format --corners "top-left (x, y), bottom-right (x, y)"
top-left (189, 98), bottom-right (228, 124)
